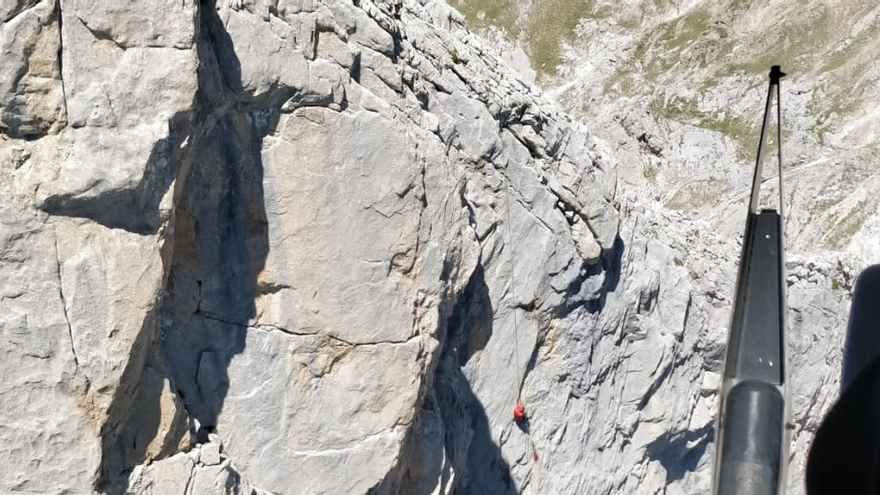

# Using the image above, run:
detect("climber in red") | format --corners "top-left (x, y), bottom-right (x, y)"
top-left (512, 401), bottom-right (538, 462)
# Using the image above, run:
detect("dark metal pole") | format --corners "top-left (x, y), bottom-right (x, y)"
top-left (713, 66), bottom-right (789, 495)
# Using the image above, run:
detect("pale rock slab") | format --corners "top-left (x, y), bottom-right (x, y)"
top-left (0, 0), bottom-right (66, 138)
top-left (201, 443), bottom-right (221, 466)
top-left (0, 1), bottom-right (860, 495)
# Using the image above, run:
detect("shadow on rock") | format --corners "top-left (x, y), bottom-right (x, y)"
top-left (514, 416), bottom-right (531, 436)
top-left (96, 1), bottom-right (279, 492)
top-left (40, 110), bottom-right (189, 235)
top-left (437, 265), bottom-right (516, 495)
top-left (645, 422), bottom-right (714, 484)
top-left (585, 234), bottom-right (625, 314)
top-left (160, 107), bottom-right (274, 432)
top-left (436, 355), bottom-right (518, 495)
top-left (557, 233), bottom-right (626, 317)
top-left (372, 264), bottom-right (519, 495)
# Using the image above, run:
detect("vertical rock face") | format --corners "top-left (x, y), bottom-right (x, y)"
top-left (2, 0), bottom-right (616, 493)
top-left (150, 2), bottom-right (621, 493)
top-left (2, 0), bottom-right (197, 493)
top-left (1, 0), bottom-right (65, 138)
top-left (0, 1), bottom-right (858, 495)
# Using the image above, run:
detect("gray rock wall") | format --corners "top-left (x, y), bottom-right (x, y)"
top-left (0, 1), bottom-right (856, 494)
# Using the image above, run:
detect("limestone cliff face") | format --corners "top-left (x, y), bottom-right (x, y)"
top-left (3, 0), bottom-right (614, 493)
top-left (0, 1), bottom-right (858, 494)
top-left (446, 0), bottom-right (874, 492)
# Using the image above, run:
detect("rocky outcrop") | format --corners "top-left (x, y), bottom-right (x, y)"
top-left (2, 0), bottom-right (617, 493)
top-left (2, 0), bottom-right (196, 493)
top-left (450, 1), bottom-right (875, 491)
top-left (0, 1), bottom-right (862, 494)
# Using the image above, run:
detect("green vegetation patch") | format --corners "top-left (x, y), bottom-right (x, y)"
top-left (649, 96), bottom-right (758, 161)
top-left (729, 8), bottom-right (834, 75)
top-left (665, 178), bottom-right (728, 210)
top-left (808, 164), bottom-right (872, 222)
top-left (630, 8), bottom-right (724, 82)
top-left (447, 0), bottom-right (521, 35)
top-left (807, 196), bottom-right (843, 216)
top-left (447, 47), bottom-right (462, 64)
top-left (816, 167), bottom-right (874, 249)
top-left (820, 25), bottom-right (873, 74)
top-left (643, 163), bottom-right (658, 182)
top-left (823, 199), bottom-right (868, 250)
top-left (524, 0), bottom-right (595, 76)
top-left (729, 2), bottom-right (876, 77)
top-left (448, 0), bottom-right (606, 78)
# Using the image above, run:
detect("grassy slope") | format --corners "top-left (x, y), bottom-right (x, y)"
top-left (446, 0), bottom-right (598, 78)
top-left (449, 0), bottom-right (880, 250)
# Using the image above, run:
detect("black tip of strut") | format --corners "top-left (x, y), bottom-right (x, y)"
top-left (769, 65), bottom-right (786, 83)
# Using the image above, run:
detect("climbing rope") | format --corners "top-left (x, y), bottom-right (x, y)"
top-left (504, 181), bottom-right (525, 404)
top-left (505, 180), bottom-right (540, 466)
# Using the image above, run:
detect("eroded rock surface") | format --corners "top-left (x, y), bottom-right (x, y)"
top-left (2, 0), bottom-right (613, 493)
top-left (0, 1), bottom-right (859, 495)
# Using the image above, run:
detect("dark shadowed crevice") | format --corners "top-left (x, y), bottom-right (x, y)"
top-left (636, 359), bottom-right (675, 411)
top-left (436, 355), bottom-right (517, 495)
top-left (160, 109), bottom-right (275, 431)
top-left (437, 264), bottom-right (516, 495)
top-left (56, 0), bottom-right (68, 130)
top-left (79, 18), bottom-right (128, 50)
top-left (91, 97), bottom-right (202, 495)
top-left (2, 0), bottom-right (40, 24)
top-left (96, 306), bottom-right (167, 493)
top-left (556, 233), bottom-right (625, 317)
top-left (446, 264), bottom-right (493, 366)
top-left (367, 262), bottom-right (516, 495)
top-left (52, 230), bottom-right (77, 365)
top-left (680, 291), bottom-right (693, 342)
top-left (93, 108), bottom-right (201, 493)
top-left (524, 319), bottom-right (548, 378)
top-left (585, 234), bottom-right (624, 313)
top-left (198, 0), bottom-right (242, 96)
top-left (95, 0), bottom-right (281, 491)
top-left (198, 0), bottom-right (299, 110)
top-left (431, 264), bottom-right (516, 495)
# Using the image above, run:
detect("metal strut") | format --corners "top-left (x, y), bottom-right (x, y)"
top-left (712, 66), bottom-right (790, 495)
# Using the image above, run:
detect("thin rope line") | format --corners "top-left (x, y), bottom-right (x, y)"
top-left (505, 180), bottom-right (523, 401)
